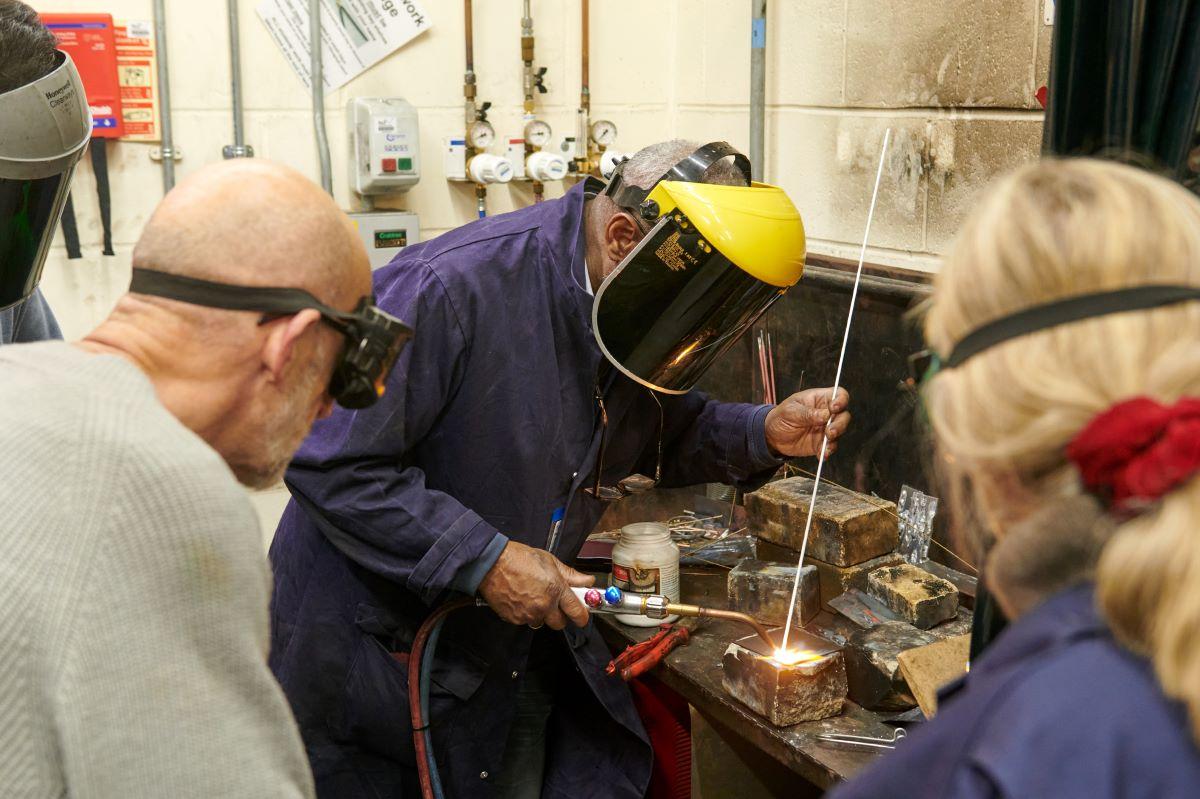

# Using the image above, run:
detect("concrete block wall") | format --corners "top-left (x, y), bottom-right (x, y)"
top-left (681, 0), bottom-right (1050, 270)
top-left (34, 0), bottom-right (1051, 339)
top-left (26, 0), bottom-right (1051, 536)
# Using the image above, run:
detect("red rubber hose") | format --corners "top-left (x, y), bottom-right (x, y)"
top-left (409, 598), bottom-right (474, 799)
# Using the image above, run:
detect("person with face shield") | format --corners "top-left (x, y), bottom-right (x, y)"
top-left (270, 139), bottom-right (850, 798)
top-left (0, 0), bottom-right (72, 343)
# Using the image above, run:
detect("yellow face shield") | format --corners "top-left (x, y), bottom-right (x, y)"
top-left (592, 179), bottom-right (806, 394)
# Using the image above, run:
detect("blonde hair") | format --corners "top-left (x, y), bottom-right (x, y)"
top-left (925, 158), bottom-right (1200, 739)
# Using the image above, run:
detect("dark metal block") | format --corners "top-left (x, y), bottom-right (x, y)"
top-left (746, 478), bottom-right (899, 567)
top-left (758, 538), bottom-right (905, 609)
top-left (722, 628), bottom-right (847, 727)
top-left (843, 621), bottom-right (937, 711)
top-left (867, 563), bottom-right (959, 629)
top-left (727, 558), bottom-right (820, 629)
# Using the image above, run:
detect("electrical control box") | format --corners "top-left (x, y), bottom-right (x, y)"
top-left (348, 98), bottom-right (420, 196)
top-left (349, 211), bottom-right (420, 270)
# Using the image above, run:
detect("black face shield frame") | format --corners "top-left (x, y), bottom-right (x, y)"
top-left (128, 268), bottom-right (412, 409)
top-left (600, 141), bottom-right (753, 222)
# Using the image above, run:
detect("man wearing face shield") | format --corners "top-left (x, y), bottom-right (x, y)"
top-left (270, 139), bottom-right (850, 798)
top-left (0, 0), bottom-right (70, 343)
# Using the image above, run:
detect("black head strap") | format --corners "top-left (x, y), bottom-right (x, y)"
top-left (944, 284), bottom-right (1200, 368)
top-left (129, 267), bottom-right (357, 329)
top-left (600, 141), bottom-right (752, 214)
top-left (662, 141), bottom-right (751, 185)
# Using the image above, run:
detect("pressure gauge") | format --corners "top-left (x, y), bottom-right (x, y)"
top-left (589, 119), bottom-right (618, 147)
top-left (467, 119), bottom-right (496, 149)
top-left (524, 119), bottom-right (553, 148)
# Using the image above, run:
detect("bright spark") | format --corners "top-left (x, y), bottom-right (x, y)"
top-left (771, 648), bottom-right (820, 666)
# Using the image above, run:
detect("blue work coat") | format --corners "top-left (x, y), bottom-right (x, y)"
top-left (269, 181), bottom-right (783, 799)
top-left (829, 583), bottom-right (1200, 798)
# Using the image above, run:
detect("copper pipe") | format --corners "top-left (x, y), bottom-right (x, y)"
top-left (521, 0), bottom-right (535, 113)
top-left (463, 0), bottom-right (477, 132)
top-left (464, 0), bottom-right (474, 71)
top-left (580, 0), bottom-right (590, 112)
top-left (668, 603), bottom-right (776, 653)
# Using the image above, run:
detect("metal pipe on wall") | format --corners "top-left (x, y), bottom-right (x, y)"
top-left (152, 0), bottom-right (176, 192)
top-left (464, 0), bottom-right (477, 129)
top-left (581, 0), bottom-right (590, 116)
top-left (749, 0), bottom-right (767, 182)
top-left (575, 0), bottom-right (590, 166)
top-left (224, 0), bottom-right (253, 158)
top-left (521, 0), bottom-right (535, 114)
top-left (310, 0), bottom-right (333, 194)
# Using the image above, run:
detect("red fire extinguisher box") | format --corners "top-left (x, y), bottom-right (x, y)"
top-left (40, 13), bottom-right (125, 139)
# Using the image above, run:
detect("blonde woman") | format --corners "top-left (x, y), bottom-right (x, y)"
top-left (829, 158), bottom-right (1200, 798)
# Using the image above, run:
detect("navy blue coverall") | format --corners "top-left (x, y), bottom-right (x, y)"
top-left (269, 181), bottom-right (784, 798)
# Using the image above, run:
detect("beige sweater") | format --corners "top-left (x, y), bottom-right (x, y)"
top-left (0, 342), bottom-right (314, 798)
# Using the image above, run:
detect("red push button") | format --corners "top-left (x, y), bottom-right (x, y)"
top-left (381, 157), bottom-right (397, 173)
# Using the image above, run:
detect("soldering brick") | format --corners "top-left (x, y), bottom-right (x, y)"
top-left (928, 607), bottom-right (973, 641)
top-left (844, 621), bottom-right (937, 711)
top-left (746, 478), bottom-right (898, 567)
top-left (867, 563), bottom-right (959, 630)
top-left (756, 539), bottom-right (905, 609)
top-left (727, 559), bottom-right (820, 629)
top-left (722, 645), bottom-right (847, 727)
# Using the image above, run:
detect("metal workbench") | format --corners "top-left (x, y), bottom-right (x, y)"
top-left (592, 570), bottom-right (905, 793)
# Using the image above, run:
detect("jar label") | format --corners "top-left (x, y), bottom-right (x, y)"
top-left (612, 562), bottom-right (661, 594)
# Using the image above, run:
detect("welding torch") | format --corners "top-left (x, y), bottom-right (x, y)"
top-left (569, 586), bottom-right (777, 652)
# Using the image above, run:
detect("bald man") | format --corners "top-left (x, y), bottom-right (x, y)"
top-left (0, 160), bottom-right (385, 798)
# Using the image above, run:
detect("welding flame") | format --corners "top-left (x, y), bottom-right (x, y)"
top-left (771, 648), bottom-right (820, 666)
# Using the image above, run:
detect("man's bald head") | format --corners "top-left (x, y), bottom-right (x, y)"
top-left (86, 159), bottom-right (377, 488)
top-left (132, 159), bottom-right (369, 308)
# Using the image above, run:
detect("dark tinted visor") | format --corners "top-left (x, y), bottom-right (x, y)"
top-left (593, 215), bottom-right (785, 393)
top-left (0, 171), bottom-right (72, 310)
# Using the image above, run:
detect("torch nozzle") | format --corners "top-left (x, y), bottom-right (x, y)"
top-left (669, 604), bottom-right (776, 653)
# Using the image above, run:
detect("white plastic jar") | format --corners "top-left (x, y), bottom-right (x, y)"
top-left (610, 522), bottom-right (680, 626)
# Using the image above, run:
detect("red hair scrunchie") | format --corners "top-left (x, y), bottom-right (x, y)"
top-left (1066, 397), bottom-right (1200, 513)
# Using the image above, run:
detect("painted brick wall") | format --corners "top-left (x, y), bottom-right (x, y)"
top-left (24, 0), bottom-right (1050, 538)
top-left (31, 0), bottom-right (1051, 343)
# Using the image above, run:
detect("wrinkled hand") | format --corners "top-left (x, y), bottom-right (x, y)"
top-left (764, 387), bottom-right (851, 459)
top-left (478, 540), bottom-right (594, 630)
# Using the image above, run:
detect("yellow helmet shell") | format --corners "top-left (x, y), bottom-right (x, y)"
top-left (646, 180), bottom-right (806, 288)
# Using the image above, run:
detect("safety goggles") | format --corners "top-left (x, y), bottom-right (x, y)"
top-left (128, 268), bottom-right (412, 409)
top-left (585, 388), bottom-right (664, 501)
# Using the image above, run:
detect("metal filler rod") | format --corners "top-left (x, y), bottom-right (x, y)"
top-left (780, 128), bottom-right (892, 654)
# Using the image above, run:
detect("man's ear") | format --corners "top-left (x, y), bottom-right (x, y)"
top-left (604, 211), bottom-right (643, 263)
top-left (261, 309), bottom-right (323, 384)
